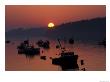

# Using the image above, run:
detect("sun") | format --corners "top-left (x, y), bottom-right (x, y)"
top-left (48, 22), bottom-right (55, 29)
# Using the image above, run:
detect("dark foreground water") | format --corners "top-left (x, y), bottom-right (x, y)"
top-left (5, 40), bottom-right (106, 71)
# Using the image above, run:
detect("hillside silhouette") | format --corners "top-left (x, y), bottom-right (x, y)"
top-left (6, 17), bottom-right (106, 42)
top-left (48, 17), bottom-right (106, 41)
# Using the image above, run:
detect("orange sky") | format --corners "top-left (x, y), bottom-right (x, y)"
top-left (5, 5), bottom-right (106, 29)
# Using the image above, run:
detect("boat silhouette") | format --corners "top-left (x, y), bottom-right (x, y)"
top-left (52, 39), bottom-right (79, 71)
top-left (68, 38), bottom-right (74, 44)
top-left (6, 40), bottom-right (11, 44)
top-left (40, 56), bottom-right (46, 60)
top-left (17, 40), bottom-right (40, 56)
top-left (98, 39), bottom-right (106, 47)
top-left (36, 40), bottom-right (50, 49)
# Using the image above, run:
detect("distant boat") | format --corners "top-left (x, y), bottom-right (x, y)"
top-left (98, 39), bottom-right (106, 47)
top-left (68, 38), bottom-right (74, 44)
top-left (42, 41), bottom-right (50, 49)
top-left (36, 40), bottom-right (50, 49)
top-left (6, 40), bottom-right (11, 44)
top-left (17, 40), bottom-right (40, 55)
top-left (36, 40), bottom-right (44, 47)
top-left (40, 56), bottom-right (46, 60)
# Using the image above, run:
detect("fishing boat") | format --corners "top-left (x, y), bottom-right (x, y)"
top-left (37, 40), bottom-right (50, 49)
top-left (17, 40), bottom-right (40, 55)
top-left (52, 39), bottom-right (79, 70)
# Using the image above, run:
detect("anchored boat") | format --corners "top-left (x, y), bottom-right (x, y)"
top-left (17, 40), bottom-right (40, 55)
top-left (52, 39), bottom-right (79, 70)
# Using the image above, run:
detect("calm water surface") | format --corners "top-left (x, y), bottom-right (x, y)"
top-left (5, 40), bottom-right (106, 71)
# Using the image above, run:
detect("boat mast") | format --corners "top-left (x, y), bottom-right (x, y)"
top-left (57, 39), bottom-right (64, 52)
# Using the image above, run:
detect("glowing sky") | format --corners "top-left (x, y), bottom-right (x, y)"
top-left (5, 5), bottom-right (106, 29)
